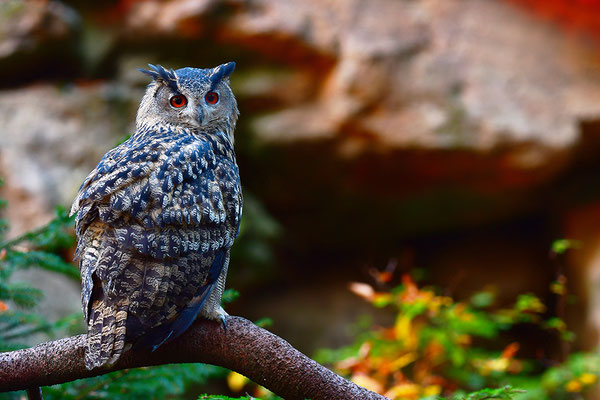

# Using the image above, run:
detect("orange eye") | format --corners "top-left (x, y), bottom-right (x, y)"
top-left (169, 95), bottom-right (187, 108)
top-left (205, 91), bottom-right (219, 105)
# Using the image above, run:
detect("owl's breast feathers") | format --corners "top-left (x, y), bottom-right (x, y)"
top-left (72, 126), bottom-right (241, 369)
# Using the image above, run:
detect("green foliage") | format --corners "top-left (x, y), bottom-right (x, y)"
top-left (2, 205), bottom-right (76, 252)
top-left (44, 364), bottom-right (227, 400)
top-left (0, 187), bottom-right (82, 400)
top-left (539, 352), bottom-right (600, 397)
top-left (0, 200), bottom-right (80, 352)
top-left (315, 274), bottom-right (599, 400)
top-left (438, 386), bottom-right (526, 400)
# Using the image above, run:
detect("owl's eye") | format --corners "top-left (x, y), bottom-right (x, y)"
top-left (169, 95), bottom-right (187, 108)
top-left (205, 91), bottom-right (219, 105)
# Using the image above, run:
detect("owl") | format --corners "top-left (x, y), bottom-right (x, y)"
top-left (70, 62), bottom-right (242, 370)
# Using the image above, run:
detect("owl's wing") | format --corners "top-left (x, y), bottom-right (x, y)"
top-left (71, 134), bottom-right (166, 239)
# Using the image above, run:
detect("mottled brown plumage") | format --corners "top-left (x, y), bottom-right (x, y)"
top-left (71, 63), bottom-right (241, 369)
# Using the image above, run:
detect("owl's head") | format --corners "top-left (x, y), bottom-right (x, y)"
top-left (137, 62), bottom-right (239, 141)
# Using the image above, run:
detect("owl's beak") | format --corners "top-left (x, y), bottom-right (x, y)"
top-left (196, 105), bottom-right (204, 124)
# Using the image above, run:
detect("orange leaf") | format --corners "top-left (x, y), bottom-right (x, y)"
top-left (0, 301), bottom-right (8, 312)
top-left (566, 379), bottom-right (583, 392)
top-left (501, 342), bottom-right (520, 360)
top-left (401, 274), bottom-right (419, 300)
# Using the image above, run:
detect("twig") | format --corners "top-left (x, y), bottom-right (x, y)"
top-left (26, 386), bottom-right (43, 400)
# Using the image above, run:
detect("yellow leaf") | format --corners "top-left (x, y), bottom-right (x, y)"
top-left (390, 353), bottom-right (417, 371)
top-left (423, 385), bottom-right (442, 396)
top-left (352, 373), bottom-right (384, 394)
top-left (394, 315), bottom-right (414, 346)
top-left (384, 383), bottom-right (420, 399)
top-left (580, 373), bottom-right (597, 385)
top-left (227, 371), bottom-right (249, 392)
top-left (475, 357), bottom-right (509, 375)
top-left (373, 293), bottom-right (394, 307)
top-left (550, 281), bottom-right (566, 295)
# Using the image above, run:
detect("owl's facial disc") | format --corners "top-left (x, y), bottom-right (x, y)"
top-left (137, 63), bottom-right (238, 135)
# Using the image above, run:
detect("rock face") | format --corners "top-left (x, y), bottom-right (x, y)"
top-left (0, 83), bottom-right (140, 334)
top-left (4, 0), bottom-right (600, 227)
top-left (0, 84), bottom-right (139, 235)
top-left (115, 0), bottom-right (600, 201)
top-left (0, 0), bottom-right (81, 86)
top-left (3, 0), bottom-right (600, 351)
top-left (231, 0), bottom-right (600, 153)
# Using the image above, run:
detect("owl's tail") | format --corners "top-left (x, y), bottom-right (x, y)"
top-left (85, 299), bottom-right (129, 370)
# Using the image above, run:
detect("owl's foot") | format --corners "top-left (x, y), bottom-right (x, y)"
top-left (202, 305), bottom-right (228, 328)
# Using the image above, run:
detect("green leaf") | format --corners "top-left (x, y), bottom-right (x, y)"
top-left (254, 317), bottom-right (273, 328)
top-left (551, 239), bottom-right (582, 255)
top-left (222, 288), bottom-right (240, 305)
top-left (0, 282), bottom-right (43, 308)
top-left (8, 250), bottom-right (79, 280)
top-left (471, 291), bottom-right (495, 308)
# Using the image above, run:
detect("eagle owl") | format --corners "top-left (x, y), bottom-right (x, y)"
top-left (70, 63), bottom-right (242, 370)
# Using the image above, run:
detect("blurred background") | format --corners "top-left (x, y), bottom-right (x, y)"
top-left (3, 0), bottom-right (600, 399)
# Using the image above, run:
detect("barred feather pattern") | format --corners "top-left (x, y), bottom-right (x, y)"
top-left (72, 120), bottom-right (242, 369)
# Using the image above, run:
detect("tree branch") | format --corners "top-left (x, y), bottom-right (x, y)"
top-left (0, 316), bottom-right (389, 400)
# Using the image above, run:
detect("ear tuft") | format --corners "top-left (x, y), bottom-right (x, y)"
top-left (209, 62), bottom-right (236, 88)
top-left (139, 64), bottom-right (179, 92)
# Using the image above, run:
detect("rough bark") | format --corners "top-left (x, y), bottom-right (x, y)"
top-left (0, 316), bottom-right (388, 400)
